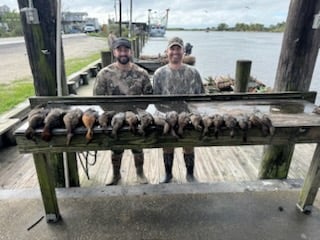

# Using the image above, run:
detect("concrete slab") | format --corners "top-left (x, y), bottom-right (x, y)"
top-left (0, 181), bottom-right (320, 240)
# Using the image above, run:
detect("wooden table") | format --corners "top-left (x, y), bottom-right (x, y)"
top-left (14, 92), bottom-right (320, 222)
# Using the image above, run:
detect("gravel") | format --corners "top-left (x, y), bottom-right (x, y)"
top-left (0, 34), bottom-right (108, 84)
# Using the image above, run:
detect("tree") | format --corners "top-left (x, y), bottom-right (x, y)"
top-left (217, 23), bottom-right (229, 31)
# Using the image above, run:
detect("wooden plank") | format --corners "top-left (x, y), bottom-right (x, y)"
top-left (33, 153), bottom-right (60, 222)
top-left (0, 118), bottom-right (20, 135)
top-left (297, 143), bottom-right (320, 213)
top-left (28, 92), bottom-right (317, 108)
top-left (14, 123), bottom-right (320, 154)
top-left (66, 152), bottom-right (80, 187)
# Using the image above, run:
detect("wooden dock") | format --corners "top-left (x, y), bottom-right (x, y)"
top-left (0, 143), bottom-right (315, 189)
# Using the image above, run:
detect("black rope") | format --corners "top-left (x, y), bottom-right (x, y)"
top-left (77, 151), bottom-right (98, 180)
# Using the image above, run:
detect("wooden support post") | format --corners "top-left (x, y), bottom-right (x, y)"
top-left (142, 34), bottom-right (145, 47)
top-left (80, 72), bottom-right (89, 85)
top-left (101, 51), bottom-right (112, 68)
top-left (259, 0), bottom-right (320, 179)
top-left (50, 153), bottom-right (66, 187)
top-left (259, 144), bottom-right (294, 179)
top-left (18, 0), bottom-right (70, 185)
top-left (17, 0), bottom-right (68, 96)
top-left (33, 153), bottom-right (60, 223)
top-left (234, 60), bottom-right (252, 93)
top-left (131, 39), bottom-right (136, 58)
top-left (66, 152), bottom-right (80, 187)
top-left (136, 36), bottom-right (140, 59)
top-left (67, 81), bottom-right (77, 95)
top-left (297, 143), bottom-right (320, 213)
top-left (89, 67), bottom-right (98, 77)
top-left (259, 103), bottom-right (303, 179)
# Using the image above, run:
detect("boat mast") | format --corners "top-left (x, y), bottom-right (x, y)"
top-left (165, 8), bottom-right (169, 28)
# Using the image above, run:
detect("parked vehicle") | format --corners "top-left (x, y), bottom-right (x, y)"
top-left (83, 19), bottom-right (100, 33)
top-left (84, 24), bottom-right (96, 33)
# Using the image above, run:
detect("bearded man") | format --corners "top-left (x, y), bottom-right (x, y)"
top-left (93, 37), bottom-right (153, 185)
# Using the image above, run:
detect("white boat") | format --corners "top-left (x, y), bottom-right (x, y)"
top-left (148, 9), bottom-right (169, 37)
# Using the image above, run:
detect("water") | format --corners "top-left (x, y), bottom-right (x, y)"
top-left (141, 30), bottom-right (320, 104)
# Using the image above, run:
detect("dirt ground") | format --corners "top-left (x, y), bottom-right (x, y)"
top-left (0, 35), bottom-right (108, 84)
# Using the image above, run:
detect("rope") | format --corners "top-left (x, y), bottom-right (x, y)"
top-left (77, 151), bottom-right (98, 180)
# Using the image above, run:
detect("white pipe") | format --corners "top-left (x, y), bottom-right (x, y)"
top-left (129, 0), bottom-right (132, 38)
top-left (56, 0), bottom-right (62, 97)
top-left (56, 0), bottom-right (70, 188)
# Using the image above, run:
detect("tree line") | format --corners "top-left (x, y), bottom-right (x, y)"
top-left (169, 22), bottom-right (286, 32)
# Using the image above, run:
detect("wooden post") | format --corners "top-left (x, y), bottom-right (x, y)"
top-left (66, 152), bottom-right (80, 187)
top-left (18, 0), bottom-right (72, 191)
top-left (17, 0), bottom-right (68, 96)
top-left (50, 153), bottom-right (66, 187)
top-left (33, 153), bottom-right (60, 223)
top-left (101, 51), bottom-right (112, 67)
top-left (136, 36), bottom-right (140, 58)
top-left (297, 144), bottom-right (320, 213)
top-left (234, 60), bottom-right (252, 93)
top-left (259, 0), bottom-right (320, 179)
top-left (131, 39), bottom-right (136, 58)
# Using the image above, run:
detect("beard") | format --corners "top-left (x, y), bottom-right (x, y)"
top-left (117, 56), bottom-right (130, 65)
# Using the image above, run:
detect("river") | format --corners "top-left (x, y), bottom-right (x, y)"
top-left (142, 30), bottom-right (320, 104)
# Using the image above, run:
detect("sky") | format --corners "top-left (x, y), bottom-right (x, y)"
top-left (2, 0), bottom-right (290, 28)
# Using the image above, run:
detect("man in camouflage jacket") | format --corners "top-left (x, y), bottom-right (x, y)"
top-left (153, 36), bottom-right (204, 183)
top-left (93, 37), bottom-right (153, 185)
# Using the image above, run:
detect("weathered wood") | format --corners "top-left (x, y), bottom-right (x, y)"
top-left (131, 39), bottom-right (136, 58)
top-left (136, 37), bottom-right (140, 59)
top-left (15, 95), bottom-right (320, 154)
top-left (234, 60), bottom-right (252, 93)
top-left (17, 0), bottom-right (69, 187)
top-left (259, 144), bottom-right (294, 179)
top-left (275, 0), bottom-right (320, 91)
top-left (27, 92), bottom-right (317, 108)
top-left (33, 153), bottom-right (60, 222)
top-left (259, 102), bottom-right (306, 179)
top-left (50, 153), bottom-right (65, 187)
top-left (14, 124), bottom-right (320, 153)
top-left (17, 0), bottom-right (68, 96)
top-left (260, 0), bottom-right (320, 179)
top-left (297, 143), bottom-right (320, 213)
top-left (66, 152), bottom-right (80, 187)
top-left (80, 72), bottom-right (89, 85)
top-left (100, 51), bottom-right (112, 68)
top-left (2, 144), bottom-right (315, 189)
top-left (14, 94), bottom-right (320, 220)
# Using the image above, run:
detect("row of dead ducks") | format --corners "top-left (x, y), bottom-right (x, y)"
top-left (25, 107), bottom-right (275, 146)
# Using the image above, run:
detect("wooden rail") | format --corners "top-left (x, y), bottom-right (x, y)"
top-left (14, 92), bottom-right (320, 222)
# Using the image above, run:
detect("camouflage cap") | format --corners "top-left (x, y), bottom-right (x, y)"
top-left (113, 37), bottom-right (131, 49)
top-left (167, 37), bottom-right (184, 49)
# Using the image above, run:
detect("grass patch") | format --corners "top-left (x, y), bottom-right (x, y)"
top-left (0, 53), bottom-right (102, 114)
top-left (0, 79), bottom-right (34, 113)
top-left (65, 52), bottom-right (101, 75)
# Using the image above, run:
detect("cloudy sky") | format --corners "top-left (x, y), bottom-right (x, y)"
top-left (3, 0), bottom-right (290, 28)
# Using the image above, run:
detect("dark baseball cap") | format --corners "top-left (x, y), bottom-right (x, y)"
top-left (112, 37), bottom-right (131, 49)
top-left (167, 37), bottom-right (184, 49)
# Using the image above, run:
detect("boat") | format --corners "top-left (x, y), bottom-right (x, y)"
top-left (148, 9), bottom-right (169, 37)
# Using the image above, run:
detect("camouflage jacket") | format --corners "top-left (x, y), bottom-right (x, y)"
top-left (93, 63), bottom-right (153, 96)
top-left (153, 64), bottom-right (204, 95)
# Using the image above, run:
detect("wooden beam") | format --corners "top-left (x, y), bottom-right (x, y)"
top-left (27, 92), bottom-right (317, 108)
top-left (297, 143), bottom-right (320, 213)
top-left (17, 0), bottom-right (68, 96)
top-left (33, 153), bottom-right (60, 222)
top-left (260, 0), bottom-right (320, 179)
